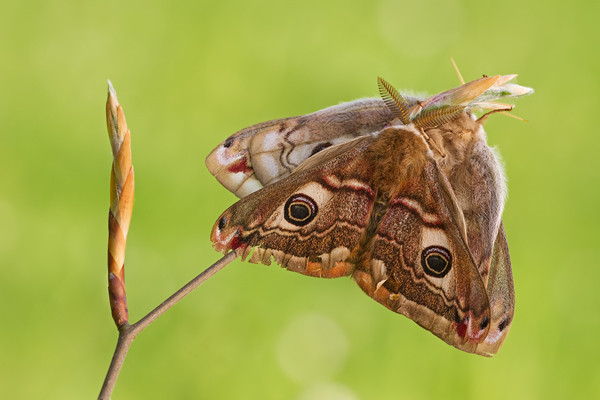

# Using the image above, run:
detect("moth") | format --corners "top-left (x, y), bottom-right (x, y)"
top-left (206, 68), bottom-right (532, 356)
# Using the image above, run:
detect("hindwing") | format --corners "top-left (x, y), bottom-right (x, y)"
top-left (353, 160), bottom-right (491, 353)
top-left (438, 129), bottom-right (515, 355)
top-left (475, 222), bottom-right (515, 356)
top-left (211, 137), bottom-right (376, 278)
top-left (206, 99), bottom-right (392, 197)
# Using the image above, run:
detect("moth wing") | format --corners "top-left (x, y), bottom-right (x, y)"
top-left (475, 222), bottom-right (515, 356)
top-left (447, 139), bottom-right (507, 284)
top-left (291, 135), bottom-right (373, 176)
top-left (211, 137), bottom-right (376, 278)
top-left (205, 99), bottom-right (392, 197)
top-left (353, 161), bottom-right (492, 353)
top-left (205, 116), bottom-right (295, 198)
top-left (448, 140), bottom-right (514, 356)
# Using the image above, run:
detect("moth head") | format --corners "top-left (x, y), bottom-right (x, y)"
top-left (377, 73), bottom-right (532, 134)
top-left (423, 112), bottom-right (483, 169)
top-left (377, 74), bottom-right (531, 178)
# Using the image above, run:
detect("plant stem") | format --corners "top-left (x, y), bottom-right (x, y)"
top-left (98, 250), bottom-right (238, 400)
top-left (98, 325), bottom-right (134, 400)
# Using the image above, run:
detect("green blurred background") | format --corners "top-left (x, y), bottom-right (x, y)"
top-left (1, 0), bottom-right (598, 398)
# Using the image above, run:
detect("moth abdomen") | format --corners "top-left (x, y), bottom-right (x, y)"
top-left (353, 190), bottom-right (390, 280)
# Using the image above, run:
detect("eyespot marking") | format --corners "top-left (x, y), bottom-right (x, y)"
top-left (421, 246), bottom-right (452, 278)
top-left (218, 216), bottom-right (227, 231)
top-left (480, 315), bottom-right (489, 330)
top-left (310, 142), bottom-right (332, 156)
top-left (284, 194), bottom-right (318, 226)
top-left (498, 315), bottom-right (511, 332)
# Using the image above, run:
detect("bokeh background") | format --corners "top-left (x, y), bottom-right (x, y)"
top-left (1, 0), bottom-right (598, 399)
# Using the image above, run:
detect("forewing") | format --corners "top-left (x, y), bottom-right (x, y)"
top-left (353, 161), bottom-right (491, 354)
top-left (211, 137), bottom-right (376, 278)
top-left (205, 99), bottom-right (392, 197)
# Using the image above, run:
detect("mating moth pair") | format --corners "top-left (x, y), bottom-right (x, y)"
top-left (206, 67), bottom-right (532, 356)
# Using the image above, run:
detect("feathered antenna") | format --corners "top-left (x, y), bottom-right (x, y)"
top-left (378, 76), bottom-right (410, 124)
top-left (375, 64), bottom-right (532, 155)
top-left (376, 64), bottom-right (532, 131)
top-left (376, 77), bottom-right (449, 156)
top-left (414, 105), bottom-right (466, 130)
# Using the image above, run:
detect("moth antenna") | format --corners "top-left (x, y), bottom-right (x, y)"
top-left (377, 76), bottom-right (410, 124)
top-left (450, 58), bottom-right (465, 85)
top-left (420, 128), bottom-right (447, 158)
top-left (414, 105), bottom-right (465, 130)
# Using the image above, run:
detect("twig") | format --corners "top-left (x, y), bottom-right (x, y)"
top-left (99, 81), bottom-right (239, 399)
top-left (98, 251), bottom-right (237, 400)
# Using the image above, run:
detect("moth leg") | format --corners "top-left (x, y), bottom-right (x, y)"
top-left (476, 107), bottom-right (514, 124)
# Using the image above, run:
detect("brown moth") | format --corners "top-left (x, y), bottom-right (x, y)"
top-left (206, 70), bottom-right (532, 356)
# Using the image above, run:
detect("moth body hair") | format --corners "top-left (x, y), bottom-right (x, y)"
top-left (366, 125), bottom-right (430, 197)
top-left (352, 189), bottom-right (389, 278)
top-left (398, 90), bottom-right (429, 103)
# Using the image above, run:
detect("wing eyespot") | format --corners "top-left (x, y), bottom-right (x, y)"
top-left (218, 216), bottom-right (227, 231)
top-left (310, 142), bottom-right (332, 157)
top-left (284, 194), bottom-right (318, 226)
top-left (480, 315), bottom-right (490, 330)
top-left (498, 316), bottom-right (511, 332)
top-left (223, 137), bottom-right (234, 148)
top-left (421, 246), bottom-right (452, 278)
